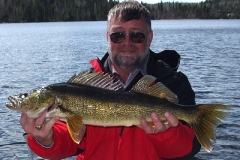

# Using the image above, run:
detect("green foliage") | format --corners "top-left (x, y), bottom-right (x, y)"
top-left (0, 0), bottom-right (239, 23)
top-left (144, 0), bottom-right (240, 19)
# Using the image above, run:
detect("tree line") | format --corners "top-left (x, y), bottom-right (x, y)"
top-left (144, 0), bottom-right (240, 19)
top-left (0, 0), bottom-right (239, 23)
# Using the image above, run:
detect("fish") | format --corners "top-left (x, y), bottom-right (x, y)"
top-left (6, 71), bottom-right (231, 152)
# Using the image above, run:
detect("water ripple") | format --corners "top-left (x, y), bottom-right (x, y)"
top-left (1, 20), bottom-right (240, 159)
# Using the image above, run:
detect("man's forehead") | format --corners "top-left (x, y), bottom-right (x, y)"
top-left (109, 18), bottom-right (147, 29)
top-left (111, 14), bottom-right (142, 22)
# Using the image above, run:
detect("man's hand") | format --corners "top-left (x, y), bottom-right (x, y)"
top-left (20, 110), bottom-right (60, 147)
top-left (139, 112), bottom-right (179, 134)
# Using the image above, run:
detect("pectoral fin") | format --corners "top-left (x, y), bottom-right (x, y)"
top-left (66, 115), bottom-right (86, 144)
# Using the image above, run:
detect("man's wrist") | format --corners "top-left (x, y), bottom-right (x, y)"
top-left (34, 138), bottom-right (54, 148)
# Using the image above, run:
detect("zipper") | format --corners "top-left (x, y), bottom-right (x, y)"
top-left (118, 126), bottom-right (124, 151)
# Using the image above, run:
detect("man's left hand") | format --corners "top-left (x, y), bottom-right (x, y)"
top-left (139, 112), bottom-right (179, 134)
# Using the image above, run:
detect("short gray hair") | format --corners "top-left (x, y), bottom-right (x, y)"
top-left (107, 1), bottom-right (151, 30)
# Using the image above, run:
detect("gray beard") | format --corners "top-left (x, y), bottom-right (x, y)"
top-left (108, 46), bottom-right (149, 70)
top-left (112, 54), bottom-right (142, 70)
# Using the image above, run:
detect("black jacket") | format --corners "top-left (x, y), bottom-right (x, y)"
top-left (96, 49), bottom-right (195, 105)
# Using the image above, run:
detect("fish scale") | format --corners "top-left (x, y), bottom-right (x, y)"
top-left (6, 71), bottom-right (231, 152)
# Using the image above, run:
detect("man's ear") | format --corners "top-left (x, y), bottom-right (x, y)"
top-left (148, 30), bottom-right (153, 44)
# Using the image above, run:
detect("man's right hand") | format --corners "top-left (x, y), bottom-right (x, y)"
top-left (20, 110), bottom-right (60, 147)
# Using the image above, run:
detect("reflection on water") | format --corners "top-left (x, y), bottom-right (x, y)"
top-left (0, 20), bottom-right (239, 159)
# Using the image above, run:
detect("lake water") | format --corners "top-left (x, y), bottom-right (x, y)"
top-left (0, 20), bottom-right (239, 159)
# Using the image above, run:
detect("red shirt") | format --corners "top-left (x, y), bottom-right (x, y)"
top-left (28, 121), bottom-right (195, 160)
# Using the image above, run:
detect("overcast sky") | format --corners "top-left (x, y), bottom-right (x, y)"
top-left (120, 0), bottom-right (203, 3)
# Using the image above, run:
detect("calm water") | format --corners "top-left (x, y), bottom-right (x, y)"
top-left (0, 20), bottom-right (240, 159)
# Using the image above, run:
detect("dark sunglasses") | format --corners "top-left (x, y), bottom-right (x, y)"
top-left (109, 32), bottom-right (146, 43)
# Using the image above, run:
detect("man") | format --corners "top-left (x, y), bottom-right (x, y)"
top-left (20, 1), bottom-right (201, 159)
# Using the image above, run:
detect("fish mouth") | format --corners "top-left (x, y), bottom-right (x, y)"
top-left (47, 100), bottom-right (58, 112)
top-left (6, 95), bottom-right (57, 115)
top-left (6, 96), bottom-right (19, 110)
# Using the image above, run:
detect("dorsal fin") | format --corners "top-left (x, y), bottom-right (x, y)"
top-left (131, 75), bottom-right (179, 104)
top-left (67, 71), bottom-right (123, 91)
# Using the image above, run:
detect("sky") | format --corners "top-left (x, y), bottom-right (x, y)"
top-left (120, 0), bottom-right (203, 4)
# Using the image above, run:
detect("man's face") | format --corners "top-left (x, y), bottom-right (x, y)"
top-left (107, 18), bottom-right (153, 70)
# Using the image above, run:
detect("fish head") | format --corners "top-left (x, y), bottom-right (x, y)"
top-left (6, 87), bottom-right (56, 118)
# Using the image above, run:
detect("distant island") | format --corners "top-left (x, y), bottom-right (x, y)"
top-left (0, 0), bottom-right (239, 23)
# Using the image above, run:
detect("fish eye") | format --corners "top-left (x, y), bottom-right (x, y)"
top-left (30, 87), bottom-right (41, 94)
top-left (19, 93), bottom-right (28, 99)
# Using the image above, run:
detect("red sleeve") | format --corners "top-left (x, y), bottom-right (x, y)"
top-left (27, 121), bottom-right (86, 159)
top-left (148, 122), bottom-right (195, 159)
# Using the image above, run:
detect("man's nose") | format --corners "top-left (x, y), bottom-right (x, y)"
top-left (122, 34), bottom-right (133, 45)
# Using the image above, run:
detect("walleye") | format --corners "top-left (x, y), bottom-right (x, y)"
top-left (6, 71), bottom-right (230, 152)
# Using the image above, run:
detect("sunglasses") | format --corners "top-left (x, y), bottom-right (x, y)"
top-left (109, 32), bottom-right (146, 43)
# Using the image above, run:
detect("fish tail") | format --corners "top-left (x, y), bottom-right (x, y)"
top-left (191, 104), bottom-right (231, 152)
